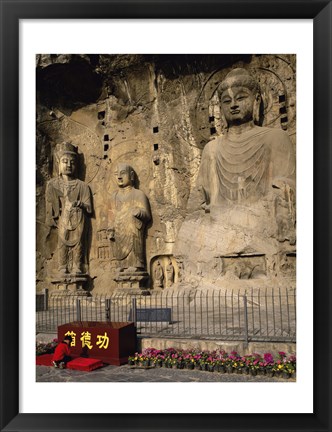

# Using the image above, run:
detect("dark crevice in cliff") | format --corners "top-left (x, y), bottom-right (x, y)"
top-left (36, 56), bottom-right (103, 115)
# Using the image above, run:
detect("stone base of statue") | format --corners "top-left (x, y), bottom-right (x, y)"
top-left (113, 269), bottom-right (149, 292)
top-left (50, 273), bottom-right (90, 296)
top-left (173, 202), bottom-right (296, 292)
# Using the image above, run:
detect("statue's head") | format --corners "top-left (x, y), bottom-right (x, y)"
top-left (114, 163), bottom-right (135, 188)
top-left (218, 68), bottom-right (261, 126)
top-left (56, 142), bottom-right (78, 178)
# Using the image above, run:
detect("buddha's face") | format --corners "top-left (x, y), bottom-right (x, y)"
top-left (59, 154), bottom-right (76, 177)
top-left (115, 165), bottom-right (132, 188)
top-left (220, 86), bottom-right (258, 126)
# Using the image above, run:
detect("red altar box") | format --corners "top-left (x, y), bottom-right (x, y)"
top-left (58, 321), bottom-right (137, 365)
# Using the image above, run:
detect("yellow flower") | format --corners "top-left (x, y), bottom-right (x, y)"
top-left (234, 363), bottom-right (238, 367)
top-left (278, 364), bottom-right (283, 369)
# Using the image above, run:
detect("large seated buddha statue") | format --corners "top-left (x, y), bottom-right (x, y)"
top-left (174, 68), bottom-right (296, 288)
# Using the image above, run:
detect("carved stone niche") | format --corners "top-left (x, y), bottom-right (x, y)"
top-left (96, 229), bottom-right (111, 261)
top-left (150, 255), bottom-right (177, 289)
top-left (220, 254), bottom-right (267, 280)
top-left (278, 251), bottom-right (296, 276)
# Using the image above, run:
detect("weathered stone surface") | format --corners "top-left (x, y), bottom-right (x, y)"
top-left (36, 54), bottom-right (296, 294)
top-left (140, 338), bottom-right (296, 359)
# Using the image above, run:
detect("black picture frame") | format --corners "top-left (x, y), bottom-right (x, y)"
top-left (1, 1), bottom-right (331, 431)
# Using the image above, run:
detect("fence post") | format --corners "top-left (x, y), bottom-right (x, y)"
top-left (76, 299), bottom-right (82, 322)
top-left (132, 297), bottom-right (137, 326)
top-left (105, 299), bottom-right (111, 321)
top-left (43, 288), bottom-right (49, 311)
top-left (243, 295), bottom-right (249, 348)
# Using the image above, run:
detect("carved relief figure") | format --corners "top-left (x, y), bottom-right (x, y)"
top-left (45, 142), bottom-right (92, 275)
top-left (166, 258), bottom-right (175, 287)
top-left (153, 260), bottom-right (164, 288)
top-left (108, 163), bottom-right (151, 273)
top-left (196, 68), bottom-right (295, 243)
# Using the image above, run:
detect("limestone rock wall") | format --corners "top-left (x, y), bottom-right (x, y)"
top-left (36, 54), bottom-right (296, 294)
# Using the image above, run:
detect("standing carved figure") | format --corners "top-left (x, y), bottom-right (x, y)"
top-left (166, 259), bottom-right (175, 287)
top-left (153, 260), bottom-right (164, 288)
top-left (45, 142), bottom-right (92, 275)
top-left (108, 163), bottom-right (151, 273)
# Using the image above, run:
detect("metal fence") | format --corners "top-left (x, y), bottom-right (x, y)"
top-left (36, 288), bottom-right (296, 343)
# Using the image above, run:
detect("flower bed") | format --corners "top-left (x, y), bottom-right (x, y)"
top-left (128, 348), bottom-right (296, 379)
top-left (36, 339), bottom-right (58, 356)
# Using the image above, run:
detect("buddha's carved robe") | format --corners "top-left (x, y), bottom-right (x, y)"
top-left (197, 126), bottom-right (295, 206)
top-left (109, 187), bottom-right (151, 271)
top-left (46, 177), bottom-right (92, 271)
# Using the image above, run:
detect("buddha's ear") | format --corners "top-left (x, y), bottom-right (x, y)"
top-left (220, 111), bottom-right (228, 132)
top-left (253, 93), bottom-right (262, 124)
top-left (218, 98), bottom-right (228, 132)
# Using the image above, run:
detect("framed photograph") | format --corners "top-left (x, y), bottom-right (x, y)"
top-left (1, 1), bottom-right (331, 431)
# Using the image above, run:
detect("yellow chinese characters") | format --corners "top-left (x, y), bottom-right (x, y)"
top-left (96, 332), bottom-right (110, 349)
top-left (80, 331), bottom-right (93, 349)
top-left (64, 331), bottom-right (76, 347)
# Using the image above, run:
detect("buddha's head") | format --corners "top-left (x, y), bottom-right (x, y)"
top-left (218, 68), bottom-right (261, 127)
top-left (56, 142), bottom-right (78, 178)
top-left (114, 163), bottom-right (135, 188)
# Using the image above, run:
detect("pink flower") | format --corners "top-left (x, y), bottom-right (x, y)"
top-left (264, 353), bottom-right (274, 363)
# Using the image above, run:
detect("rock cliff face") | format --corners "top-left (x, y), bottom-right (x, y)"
top-left (36, 54), bottom-right (296, 294)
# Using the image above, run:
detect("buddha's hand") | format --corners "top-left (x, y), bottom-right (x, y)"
top-left (46, 217), bottom-right (57, 228)
top-left (45, 218), bottom-right (57, 239)
top-left (72, 200), bottom-right (84, 209)
top-left (132, 208), bottom-right (144, 219)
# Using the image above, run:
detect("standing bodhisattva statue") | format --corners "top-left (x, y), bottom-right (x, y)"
top-left (153, 260), bottom-right (164, 288)
top-left (166, 258), bottom-right (175, 287)
top-left (45, 142), bottom-right (92, 275)
top-left (108, 163), bottom-right (151, 273)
